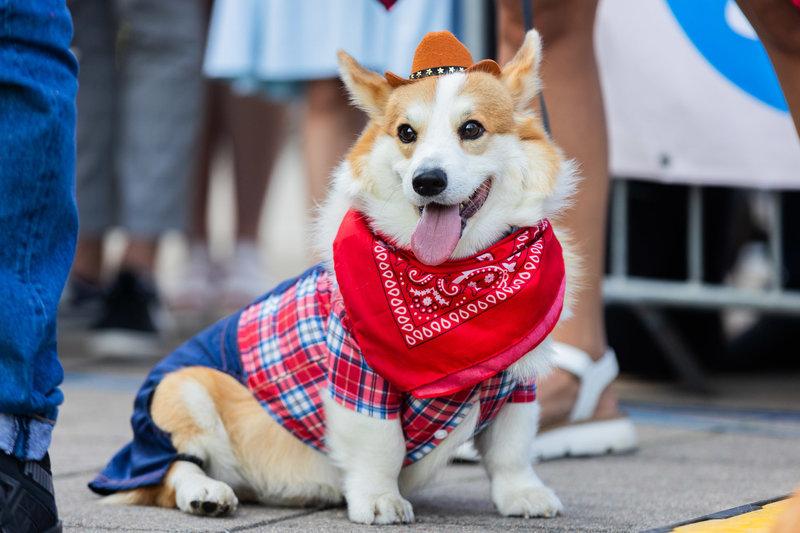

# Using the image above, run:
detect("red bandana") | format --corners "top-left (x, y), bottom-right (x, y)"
top-left (333, 210), bottom-right (565, 399)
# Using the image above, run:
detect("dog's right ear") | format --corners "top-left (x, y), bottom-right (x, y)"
top-left (338, 50), bottom-right (392, 119)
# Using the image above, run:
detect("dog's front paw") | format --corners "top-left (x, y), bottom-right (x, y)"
top-left (347, 492), bottom-right (415, 525)
top-left (176, 477), bottom-right (238, 517)
top-left (494, 485), bottom-right (563, 518)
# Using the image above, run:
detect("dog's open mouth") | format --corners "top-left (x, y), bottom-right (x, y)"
top-left (411, 179), bottom-right (492, 266)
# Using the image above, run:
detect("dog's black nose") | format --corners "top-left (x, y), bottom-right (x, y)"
top-left (412, 169), bottom-right (448, 197)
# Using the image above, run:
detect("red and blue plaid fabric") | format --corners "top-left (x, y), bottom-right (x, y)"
top-left (238, 267), bottom-right (536, 465)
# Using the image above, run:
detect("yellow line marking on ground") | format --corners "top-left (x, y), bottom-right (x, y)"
top-left (671, 500), bottom-right (790, 532)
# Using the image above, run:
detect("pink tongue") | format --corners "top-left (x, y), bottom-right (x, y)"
top-left (411, 204), bottom-right (461, 266)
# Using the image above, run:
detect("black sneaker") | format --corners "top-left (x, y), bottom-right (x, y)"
top-left (89, 270), bottom-right (167, 357)
top-left (0, 452), bottom-right (61, 533)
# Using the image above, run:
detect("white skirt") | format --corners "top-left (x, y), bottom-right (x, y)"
top-left (204, 0), bottom-right (456, 86)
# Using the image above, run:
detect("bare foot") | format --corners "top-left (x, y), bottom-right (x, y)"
top-left (537, 364), bottom-right (620, 430)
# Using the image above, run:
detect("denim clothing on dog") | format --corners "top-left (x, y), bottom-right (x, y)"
top-left (90, 264), bottom-right (536, 493)
top-left (89, 303), bottom-right (246, 494)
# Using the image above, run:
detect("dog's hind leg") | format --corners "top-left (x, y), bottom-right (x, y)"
top-left (106, 366), bottom-right (343, 515)
top-left (101, 367), bottom-right (246, 515)
top-left (101, 366), bottom-right (242, 516)
top-left (147, 366), bottom-right (246, 516)
top-left (141, 366), bottom-right (341, 516)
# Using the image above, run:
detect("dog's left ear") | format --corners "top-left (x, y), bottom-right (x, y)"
top-left (500, 30), bottom-right (543, 113)
top-left (338, 50), bottom-right (392, 119)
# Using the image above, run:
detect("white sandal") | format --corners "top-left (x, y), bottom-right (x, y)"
top-left (530, 342), bottom-right (638, 461)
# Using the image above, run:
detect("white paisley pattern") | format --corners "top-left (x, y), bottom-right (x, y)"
top-left (372, 221), bottom-right (549, 347)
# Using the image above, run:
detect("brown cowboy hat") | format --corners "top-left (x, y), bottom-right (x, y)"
top-left (384, 31), bottom-right (501, 87)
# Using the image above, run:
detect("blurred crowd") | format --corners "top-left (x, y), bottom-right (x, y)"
top-left (61, 0), bottom-right (461, 358)
top-left (59, 0), bottom-right (800, 379)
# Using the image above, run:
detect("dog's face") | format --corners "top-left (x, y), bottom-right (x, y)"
top-left (335, 31), bottom-right (573, 266)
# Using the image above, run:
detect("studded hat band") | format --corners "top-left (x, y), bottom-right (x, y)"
top-left (409, 65), bottom-right (467, 80)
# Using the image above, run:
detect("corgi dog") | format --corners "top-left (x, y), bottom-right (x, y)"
top-left (90, 29), bottom-right (578, 525)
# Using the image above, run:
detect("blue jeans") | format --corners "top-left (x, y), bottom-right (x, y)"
top-left (0, 0), bottom-right (79, 460)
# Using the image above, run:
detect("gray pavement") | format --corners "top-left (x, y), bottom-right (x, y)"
top-left (50, 345), bottom-right (800, 532)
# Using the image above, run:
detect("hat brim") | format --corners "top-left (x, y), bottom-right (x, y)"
top-left (384, 59), bottom-right (502, 87)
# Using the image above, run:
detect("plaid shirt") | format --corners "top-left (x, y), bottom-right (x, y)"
top-left (238, 266), bottom-right (536, 465)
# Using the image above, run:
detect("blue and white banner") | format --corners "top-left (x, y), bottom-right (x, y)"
top-left (596, 0), bottom-right (800, 189)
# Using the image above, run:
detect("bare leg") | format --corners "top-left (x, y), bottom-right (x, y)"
top-left (166, 80), bottom-right (222, 312)
top-left (498, 0), bottom-right (617, 427)
top-left (72, 236), bottom-right (104, 283)
top-left (736, 0), bottom-right (800, 137)
top-left (303, 79), bottom-right (366, 206)
top-left (215, 88), bottom-right (289, 307)
top-left (224, 87), bottom-right (288, 241)
top-left (121, 238), bottom-right (158, 275)
top-left (189, 80), bottom-right (224, 244)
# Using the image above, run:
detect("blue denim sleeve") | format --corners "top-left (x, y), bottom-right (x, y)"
top-left (0, 0), bottom-right (79, 460)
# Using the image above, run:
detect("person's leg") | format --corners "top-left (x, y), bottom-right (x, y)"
top-left (736, 0), bottom-right (800, 137)
top-left (497, 0), bottom-right (617, 428)
top-left (116, 0), bottom-right (206, 273)
top-left (0, 0), bottom-right (78, 530)
top-left (69, 0), bottom-right (117, 287)
top-left (218, 87), bottom-right (289, 307)
top-left (167, 80), bottom-right (221, 313)
top-left (87, 0), bottom-right (204, 352)
top-left (171, 79), bottom-right (218, 310)
top-left (303, 79), bottom-right (366, 206)
top-left (71, 238), bottom-right (104, 284)
top-left (726, 0), bottom-right (800, 369)
top-left (0, 0), bottom-right (79, 459)
top-left (190, 81), bottom-right (224, 246)
top-left (224, 88), bottom-right (287, 242)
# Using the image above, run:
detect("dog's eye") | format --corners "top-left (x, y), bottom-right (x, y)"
top-left (397, 124), bottom-right (417, 144)
top-left (459, 120), bottom-right (484, 140)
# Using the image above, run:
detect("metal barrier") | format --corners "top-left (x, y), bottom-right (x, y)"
top-left (603, 180), bottom-right (800, 390)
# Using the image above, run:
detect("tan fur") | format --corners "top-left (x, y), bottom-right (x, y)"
top-left (382, 78), bottom-right (438, 160)
top-left (383, 78), bottom-right (438, 131)
top-left (347, 123), bottom-right (383, 182)
top-left (102, 479), bottom-right (176, 508)
top-left (460, 74), bottom-right (516, 136)
top-left (513, 114), bottom-right (549, 143)
top-left (500, 31), bottom-right (543, 113)
top-left (515, 115), bottom-right (562, 197)
top-left (551, 227), bottom-right (583, 317)
top-left (110, 367), bottom-right (342, 508)
top-left (337, 50), bottom-right (391, 119)
top-left (382, 74), bottom-right (516, 159)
